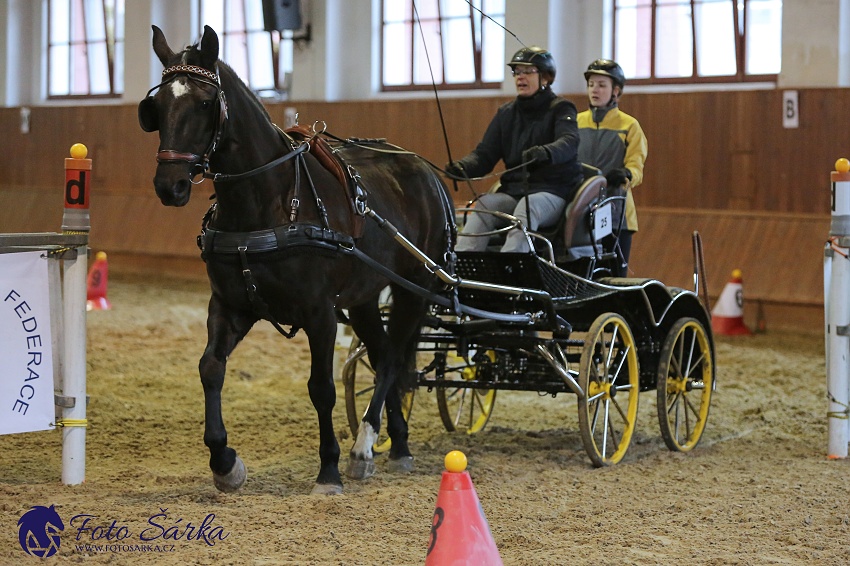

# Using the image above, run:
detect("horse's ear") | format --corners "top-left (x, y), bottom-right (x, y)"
top-left (199, 25), bottom-right (219, 68)
top-left (151, 25), bottom-right (174, 67)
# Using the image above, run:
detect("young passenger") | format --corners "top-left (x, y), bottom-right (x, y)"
top-left (446, 47), bottom-right (583, 253)
top-left (577, 59), bottom-right (648, 275)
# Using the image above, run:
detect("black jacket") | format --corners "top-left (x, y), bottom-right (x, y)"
top-left (456, 88), bottom-right (584, 201)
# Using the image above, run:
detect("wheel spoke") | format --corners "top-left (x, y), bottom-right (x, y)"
top-left (610, 394), bottom-right (632, 424)
top-left (685, 352), bottom-right (706, 379)
top-left (355, 383), bottom-right (376, 398)
top-left (605, 326), bottom-right (619, 370)
top-left (454, 389), bottom-right (468, 425)
top-left (684, 391), bottom-right (702, 421)
top-left (590, 398), bottom-right (602, 436)
top-left (666, 388), bottom-right (682, 415)
top-left (601, 399), bottom-right (611, 459)
top-left (611, 345), bottom-right (631, 387)
top-left (669, 354), bottom-right (684, 380)
top-left (605, 408), bottom-right (621, 452)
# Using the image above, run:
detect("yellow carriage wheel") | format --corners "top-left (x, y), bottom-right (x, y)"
top-left (656, 317), bottom-right (713, 452)
top-left (342, 336), bottom-right (414, 454)
top-left (578, 313), bottom-right (640, 467)
top-left (436, 351), bottom-right (497, 434)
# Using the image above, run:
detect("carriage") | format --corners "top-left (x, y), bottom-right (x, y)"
top-left (341, 168), bottom-right (716, 468)
top-left (141, 25), bottom-right (715, 493)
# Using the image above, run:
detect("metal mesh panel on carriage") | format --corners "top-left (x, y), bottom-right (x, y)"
top-left (454, 252), bottom-right (618, 314)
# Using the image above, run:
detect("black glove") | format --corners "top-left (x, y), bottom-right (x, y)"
top-left (521, 146), bottom-right (550, 165)
top-left (445, 161), bottom-right (466, 178)
top-left (605, 167), bottom-right (632, 188)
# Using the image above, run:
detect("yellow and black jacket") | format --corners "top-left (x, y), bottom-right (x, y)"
top-left (577, 106), bottom-right (647, 231)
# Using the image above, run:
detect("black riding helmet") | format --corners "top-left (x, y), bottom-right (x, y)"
top-left (584, 59), bottom-right (626, 90)
top-left (509, 46), bottom-right (556, 83)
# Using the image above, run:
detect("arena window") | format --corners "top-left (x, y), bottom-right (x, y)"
top-left (198, 0), bottom-right (297, 99)
top-left (612, 0), bottom-right (782, 85)
top-left (47, 0), bottom-right (125, 99)
top-left (381, 0), bottom-right (506, 92)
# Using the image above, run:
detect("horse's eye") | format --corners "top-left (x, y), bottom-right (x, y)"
top-left (200, 100), bottom-right (212, 111)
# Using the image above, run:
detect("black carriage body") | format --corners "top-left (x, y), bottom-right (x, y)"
top-left (343, 232), bottom-right (716, 468)
top-left (423, 251), bottom-right (713, 394)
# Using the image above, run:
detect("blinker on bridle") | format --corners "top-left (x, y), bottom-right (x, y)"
top-left (138, 64), bottom-right (229, 181)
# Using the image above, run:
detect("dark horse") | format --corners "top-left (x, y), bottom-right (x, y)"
top-left (139, 25), bottom-right (453, 494)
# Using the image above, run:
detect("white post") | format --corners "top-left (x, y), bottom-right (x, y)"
top-left (61, 247), bottom-right (87, 484)
top-left (827, 159), bottom-right (850, 459)
top-left (60, 143), bottom-right (91, 484)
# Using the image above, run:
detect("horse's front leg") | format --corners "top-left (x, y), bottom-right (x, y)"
top-left (200, 295), bottom-right (255, 493)
top-left (305, 307), bottom-right (343, 495)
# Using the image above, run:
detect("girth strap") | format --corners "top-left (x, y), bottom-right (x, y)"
top-left (236, 247), bottom-right (299, 339)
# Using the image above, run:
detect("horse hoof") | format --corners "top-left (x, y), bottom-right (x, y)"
top-left (213, 456), bottom-right (247, 493)
top-left (386, 456), bottom-right (415, 474)
top-left (311, 483), bottom-right (343, 496)
top-left (345, 458), bottom-right (376, 480)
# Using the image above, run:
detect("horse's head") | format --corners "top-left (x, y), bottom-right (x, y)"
top-left (139, 25), bottom-right (227, 206)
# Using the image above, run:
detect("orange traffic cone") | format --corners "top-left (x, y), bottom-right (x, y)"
top-left (86, 251), bottom-right (111, 311)
top-left (426, 451), bottom-right (503, 566)
top-left (711, 269), bottom-right (750, 335)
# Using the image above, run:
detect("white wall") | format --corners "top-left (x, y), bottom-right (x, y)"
top-left (839, 0), bottom-right (850, 86)
top-left (781, 0), bottom-right (847, 87)
top-left (0, 0), bottom-right (847, 107)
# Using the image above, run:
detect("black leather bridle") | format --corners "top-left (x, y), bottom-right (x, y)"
top-left (139, 64), bottom-right (310, 184)
top-left (138, 64), bottom-right (228, 180)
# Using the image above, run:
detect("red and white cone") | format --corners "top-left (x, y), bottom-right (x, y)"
top-left (426, 451), bottom-right (503, 566)
top-left (86, 251), bottom-right (112, 311)
top-left (711, 269), bottom-right (751, 335)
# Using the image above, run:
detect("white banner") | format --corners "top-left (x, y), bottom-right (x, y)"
top-left (0, 251), bottom-right (55, 435)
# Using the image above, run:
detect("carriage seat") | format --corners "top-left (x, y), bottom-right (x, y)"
top-left (528, 164), bottom-right (626, 262)
top-left (459, 164), bottom-right (626, 272)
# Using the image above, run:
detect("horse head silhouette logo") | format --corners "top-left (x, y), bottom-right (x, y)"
top-left (17, 505), bottom-right (64, 558)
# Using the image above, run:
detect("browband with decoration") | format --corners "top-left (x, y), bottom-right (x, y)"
top-left (162, 64), bottom-right (220, 84)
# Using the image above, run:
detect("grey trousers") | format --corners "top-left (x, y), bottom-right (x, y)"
top-left (456, 192), bottom-right (568, 253)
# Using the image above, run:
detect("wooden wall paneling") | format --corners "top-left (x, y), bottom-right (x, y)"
top-left (3, 88), bottom-right (850, 331)
top-left (630, 208), bottom-right (829, 307)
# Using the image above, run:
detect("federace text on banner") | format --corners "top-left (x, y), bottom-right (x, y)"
top-left (3, 288), bottom-right (47, 417)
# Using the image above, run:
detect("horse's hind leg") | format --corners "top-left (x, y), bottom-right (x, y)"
top-left (345, 298), bottom-right (387, 479)
top-left (383, 285), bottom-right (427, 473)
top-left (346, 287), bottom-right (425, 478)
top-left (200, 296), bottom-right (255, 493)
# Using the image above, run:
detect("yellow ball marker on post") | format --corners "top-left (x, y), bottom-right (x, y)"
top-left (70, 143), bottom-right (88, 160)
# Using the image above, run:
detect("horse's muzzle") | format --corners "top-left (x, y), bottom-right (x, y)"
top-left (153, 165), bottom-right (193, 207)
